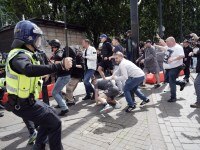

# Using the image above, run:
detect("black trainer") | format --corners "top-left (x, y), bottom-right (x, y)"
top-left (67, 101), bottom-right (76, 107)
top-left (58, 109), bottom-right (69, 116)
top-left (190, 102), bottom-right (200, 108)
top-left (154, 84), bottom-right (161, 89)
top-left (140, 99), bottom-right (150, 106)
top-left (54, 105), bottom-right (60, 108)
top-left (180, 82), bottom-right (186, 91)
top-left (167, 98), bottom-right (177, 102)
top-left (140, 84), bottom-right (146, 88)
top-left (82, 95), bottom-right (91, 100)
top-left (125, 105), bottom-right (136, 113)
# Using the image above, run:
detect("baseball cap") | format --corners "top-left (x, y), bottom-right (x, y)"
top-left (183, 39), bottom-right (190, 43)
top-left (126, 30), bottom-right (131, 34)
top-left (99, 34), bottom-right (107, 39)
top-left (146, 39), bottom-right (152, 43)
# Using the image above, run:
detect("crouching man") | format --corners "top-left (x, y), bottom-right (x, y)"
top-left (111, 52), bottom-right (149, 113)
top-left (91, 78), bottom-right (121, 113)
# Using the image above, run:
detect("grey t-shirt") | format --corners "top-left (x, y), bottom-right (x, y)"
top-left (96, 79), bottom-right (119, 98)
top-left (96, 80), bottom-right (113, 90)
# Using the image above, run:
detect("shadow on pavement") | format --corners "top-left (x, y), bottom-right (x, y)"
top-left (93, 113), bottom-right (138, 135)
top-left (0, 127), bottom-right (31, 150)
top-left (181, 132), bottom-right (200, 141)
top-left (182, 109), bottom-right (200, 140)
top-left (187, 108), bottom-right (200, 124)
top-left (60, 93), bottom-right (142, 142)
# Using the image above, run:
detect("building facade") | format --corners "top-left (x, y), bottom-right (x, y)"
top-left (0, 18), bottom-right (86, 56)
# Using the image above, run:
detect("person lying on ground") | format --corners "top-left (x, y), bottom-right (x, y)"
top-left (91, 77), bottom-right (121, 113)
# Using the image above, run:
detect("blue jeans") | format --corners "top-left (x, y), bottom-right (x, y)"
top-left (165, 67), bottom-right (184, 99)
top-left (52, 75), bottom-right (70, 110)
top-left (84, 69), bottom-right (95, 96)
top-left (124, 76), bottom-right (147, 106)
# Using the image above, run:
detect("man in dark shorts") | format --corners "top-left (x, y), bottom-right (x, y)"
top-left (91, 78), bottom-right (121, 113)
top-left (97, 34), bottom-right (113, 79)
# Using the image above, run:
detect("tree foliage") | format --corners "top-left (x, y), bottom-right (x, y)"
top-left (1, 0), bottom-right (200, 46)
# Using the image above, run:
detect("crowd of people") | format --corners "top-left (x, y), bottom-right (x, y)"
top-left (1, 20), bottom-right (200, 150)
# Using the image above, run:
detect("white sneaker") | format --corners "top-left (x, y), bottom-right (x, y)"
top-left (114, 101), bottom-right (121, 109)
top-left (100, 104), bottom-right (113, 113)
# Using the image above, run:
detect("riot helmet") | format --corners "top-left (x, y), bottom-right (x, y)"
top-left (11, 20), bottom-right (44, 51)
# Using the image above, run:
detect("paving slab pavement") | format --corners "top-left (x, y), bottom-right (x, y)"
top-left (151, 73), bottom-right (200, 150)
top-left (0, 73), bottom-right (199, 150)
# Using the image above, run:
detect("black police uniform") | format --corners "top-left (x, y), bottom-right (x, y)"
top-left (7, 51), bottom-right (64, 150)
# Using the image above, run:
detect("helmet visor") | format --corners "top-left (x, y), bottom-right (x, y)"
top-left (34, 35), bottom-right (48, 51)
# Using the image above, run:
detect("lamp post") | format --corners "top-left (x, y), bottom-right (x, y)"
top-left (63, 6), bottom-right (69, 57)
top-left (180, 0), bottom-right (183, 41)
top-left (130, 0), bottom-right (139, 63)
top-left (158, 0), bottom-right (164, 38)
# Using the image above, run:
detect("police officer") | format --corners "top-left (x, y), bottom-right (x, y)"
top-left (4, 20), bottom-right (72, 149)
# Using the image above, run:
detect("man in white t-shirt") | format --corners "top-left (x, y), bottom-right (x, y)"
top-left (155, 37), bottom-right (186, 102)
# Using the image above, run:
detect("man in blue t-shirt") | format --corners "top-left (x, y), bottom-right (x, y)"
top-left (112, 37), bottom-right (124, 54)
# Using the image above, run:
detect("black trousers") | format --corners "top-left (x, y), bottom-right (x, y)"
top-left (165, 67), bottom-right (185, 99)
top-left (184, 59), bottom-right (190, 79)
top-left (23, 119), bottom-right (36, 135)
top-left (13, 100), bottom-right (62, 150)
top-left (42, 85), bottom-right (49, 105)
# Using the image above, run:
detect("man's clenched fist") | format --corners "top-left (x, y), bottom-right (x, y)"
top-left (61, 57), bottom-right (72, 70)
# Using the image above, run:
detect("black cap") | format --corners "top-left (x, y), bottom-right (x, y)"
top-left (126, 30), bottom-right (131, 34)
top-left (49, 39), bottom-right (61, 48)
top-left (183, 39), bottom-right (190, 43)
top-left (146, 39), bottom-right (152, 43)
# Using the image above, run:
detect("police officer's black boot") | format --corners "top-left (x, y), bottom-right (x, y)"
top-left (32, 143), bottom-right (45, 150)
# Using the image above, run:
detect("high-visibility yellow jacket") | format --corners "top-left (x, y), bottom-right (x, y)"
top-left (5, 48), bottom-right (42, 99)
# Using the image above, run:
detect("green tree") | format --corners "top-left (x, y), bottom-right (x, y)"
top-left (61, 0), bottom-right (130, 47)
top-left (1, 0), bottom-right (200, 45)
